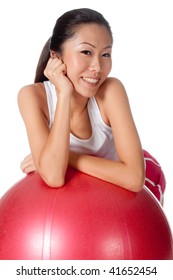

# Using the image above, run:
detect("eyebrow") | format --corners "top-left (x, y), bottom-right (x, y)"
top-left (79, 42), bottom-right (112, 50)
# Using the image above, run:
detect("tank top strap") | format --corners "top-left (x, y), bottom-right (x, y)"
top-left (88, 97), bottom-right (112, 132)
top-left (44, 81), bottom-right (57, 128)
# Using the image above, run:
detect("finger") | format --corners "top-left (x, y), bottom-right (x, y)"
top-left (46, 57), bottom-right (61, 67)
top-left (20, 161), bottom-right (29, 172)
top-left (50, 51), bottom-right (59, 59)
top-left (22, 154), bottom-right (32, 161)
top-left (21, 161), bottom-right (36, 173)
top-left (23, 165), bottom-right (36, 174)
top-left (44, 61), bottom-right (66, 79)
top-left (20, 156), bottom-right (34, 171)
top-left (21, 156), bottom-right (32, 167)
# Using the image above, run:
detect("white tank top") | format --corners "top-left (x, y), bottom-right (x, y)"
top-left (44, 81), bottom-right (118, 160)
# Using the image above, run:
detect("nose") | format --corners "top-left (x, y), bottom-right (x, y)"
top-left (89, 57), bottom-right (101, 73)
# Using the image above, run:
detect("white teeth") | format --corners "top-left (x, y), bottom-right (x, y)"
top-left (82, 77), bottom-right (99, 84)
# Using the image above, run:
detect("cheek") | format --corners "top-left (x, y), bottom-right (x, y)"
top-left (104, 61), bottom-right (112, 76)
top-left (65, 57), bottom-right (86, 79)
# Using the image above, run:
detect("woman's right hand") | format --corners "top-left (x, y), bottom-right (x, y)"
top-left (44, 56), bottom-right (74, 95)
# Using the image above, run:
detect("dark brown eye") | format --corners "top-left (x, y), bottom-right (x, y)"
top-left (81, 50), bottom-right (92, 55)
top-left (102, 53), bottom-right (111, 58)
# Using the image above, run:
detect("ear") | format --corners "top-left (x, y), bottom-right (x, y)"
top-left (50, 50), bottom-right (60, 59)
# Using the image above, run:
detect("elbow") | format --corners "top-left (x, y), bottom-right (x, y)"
top-left (130, 181), bottom-right (144, 193)
top-left (128, 170), bottom-right (145, 193)
top-left (41, 172), bottom-right (66, 188)
top-left (117, 164), bottom-right (145, 193)
top-left (123, 159), bottom-right (145, 192)
top-left (46, 178), bottom-right (65, 188)
top-left (37, 159), bottom-right (67, 188)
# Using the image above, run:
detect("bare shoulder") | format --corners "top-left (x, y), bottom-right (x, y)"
top-left (18, 83), bottom-right (45, 107)
top-left (98, 77), bottom-right (127, 100)
top-left (18, 82), bottom-right (49, 124)
top-left (18, 83), bottom-right (47, 112)
top-left (96, 77), bottom-right (129, 124)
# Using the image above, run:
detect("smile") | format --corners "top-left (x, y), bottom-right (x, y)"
top-left (82, 77), bottom-right (99, 84)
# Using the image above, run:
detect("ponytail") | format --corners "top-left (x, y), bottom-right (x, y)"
top-left (34, 38), bottom-right (51, 83)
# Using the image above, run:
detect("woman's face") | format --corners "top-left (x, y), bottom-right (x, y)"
top-left (61, 24), bottom-right (112, 97)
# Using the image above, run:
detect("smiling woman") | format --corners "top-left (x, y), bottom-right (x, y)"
top-left (53, 23), bottom-right (113, 98)
top-left (18, 8), bottom-right (165, 203)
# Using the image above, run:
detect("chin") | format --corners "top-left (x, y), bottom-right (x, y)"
top-left (77, 89), bottom-right (98, 98)
top-left (74, 83), bottom-right (100, 98)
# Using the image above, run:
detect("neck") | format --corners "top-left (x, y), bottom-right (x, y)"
top-left (70, 91), bottom-right (89, 116)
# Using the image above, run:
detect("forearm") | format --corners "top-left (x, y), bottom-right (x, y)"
top-left (38, 95), bottom-right (71, 187)
top-left (69, 152), bottom-right (145, 192)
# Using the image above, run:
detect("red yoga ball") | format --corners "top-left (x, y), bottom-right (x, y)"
top-left (0, 167), bottom-right (172, 260)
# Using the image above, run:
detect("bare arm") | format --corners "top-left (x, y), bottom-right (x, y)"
top-left (19, 75), bottom-right (144, 191)
top-left (18, 57), bottom-right (73, 187)
top-left (69, 78), bottom-right (145, 192)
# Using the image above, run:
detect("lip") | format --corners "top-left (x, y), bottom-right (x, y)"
top-left (82, 76), bottom-right (100, 86)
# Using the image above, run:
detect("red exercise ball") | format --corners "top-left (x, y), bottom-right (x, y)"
top-left (0, 167), bottom-right (172, 260)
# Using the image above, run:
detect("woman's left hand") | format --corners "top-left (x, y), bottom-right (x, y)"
top-left (20, 154), bottom-right (36, 174)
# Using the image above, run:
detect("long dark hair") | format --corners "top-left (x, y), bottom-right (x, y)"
top-left (34, 8), bottom-right (113, 83)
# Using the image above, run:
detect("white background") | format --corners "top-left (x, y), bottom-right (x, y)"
top-left (0, 0), bottom-right (172, 232)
